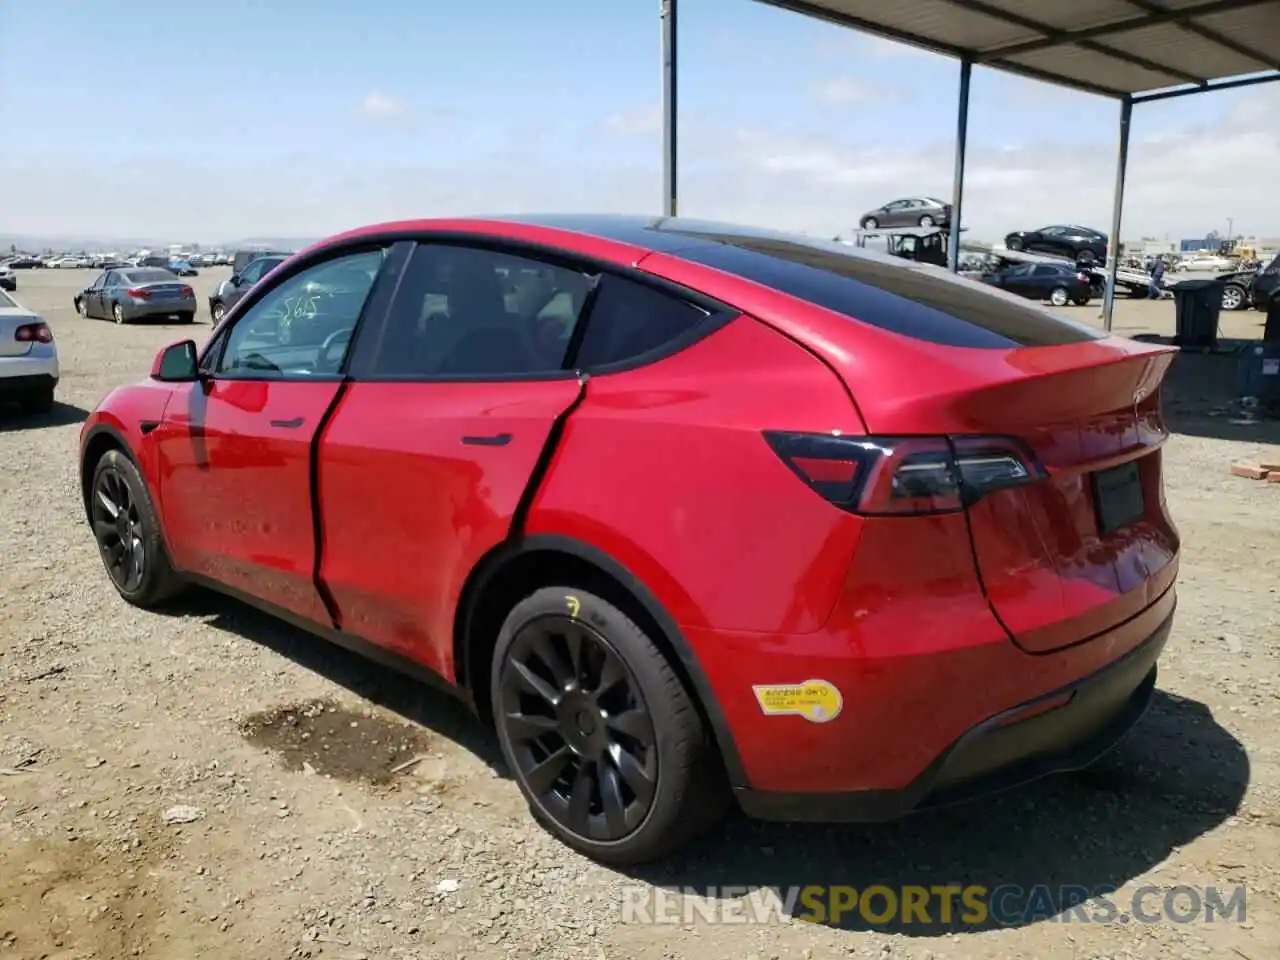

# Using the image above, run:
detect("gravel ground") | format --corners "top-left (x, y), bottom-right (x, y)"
top-left (2, 266), bottom-right (1279, 960)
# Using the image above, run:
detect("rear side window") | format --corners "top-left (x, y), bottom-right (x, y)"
top-left (671, 233), bottom-right (1104, 348)
top-left (575, 275), bottom-right (709, 369)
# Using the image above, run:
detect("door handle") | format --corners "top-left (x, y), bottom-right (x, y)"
top-left (461, 433), bottom-right (512, 446)
top-left (270, 416), bottom-right (305, 428)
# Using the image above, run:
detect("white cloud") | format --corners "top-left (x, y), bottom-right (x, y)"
top-left (604, 106), bottom-right (661, 136)
top-left (1, 87), bottom-right (1277, 246)
top-left (358, 90), bottom-right (407, 119)
top-left (806, 77), bottom-right (901, 105)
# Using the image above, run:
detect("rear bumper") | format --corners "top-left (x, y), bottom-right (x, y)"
top-left (0, 372), bottom-right (58, 396)
top-left (736, 602), bottom-right (1172, 823)
top-left (123, 299), bottom-right (198, 319)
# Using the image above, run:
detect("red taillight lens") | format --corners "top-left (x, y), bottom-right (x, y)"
top-left (1077, 272), bottom-right (1091, 282)
top-left (180, 285), bottom-right (194, 297)
top-left (127, 287), bottom-right (151, 299)
top-left (764, 432), bottom-right (1042, 516)
top-left (14, 321), bottom-right (53, 344)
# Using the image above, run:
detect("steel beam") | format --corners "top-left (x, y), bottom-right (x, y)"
top-left (948, 58), bottom-right (972, 273)
top-left (661, 0), bottom-right (678, 217)
top-left (1102, 96), bottom-right (1133, 332)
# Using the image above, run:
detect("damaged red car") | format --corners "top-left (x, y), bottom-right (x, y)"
top-left (80, 215), bottom-right (1179, 864)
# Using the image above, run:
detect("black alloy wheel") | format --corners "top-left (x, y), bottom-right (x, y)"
top-left (91, 465), bottom-right (146, 593)
top-left (498, 613), bottom-right (658, 842)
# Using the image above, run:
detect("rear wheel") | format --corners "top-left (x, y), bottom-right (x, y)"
top-left (491, 587), bottom-right (727, 864)
top-left (89, 449), bottom-right (186, 607)
top-left (1049, 286), bottom-right (1070, 307)
top-left (1077, 251), bottom-right (1097, 267)
top-left (1221, 284), bottom-right (1246, 311)
top-left (112, 303), bottom-right (125, 324)
top-left (19, 386), bottom-right (54, 414)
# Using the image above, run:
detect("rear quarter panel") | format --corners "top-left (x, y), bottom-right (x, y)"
top-left (525, 314), bottom-right (865, 635)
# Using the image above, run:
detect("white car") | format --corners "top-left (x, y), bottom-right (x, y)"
top-left (1177, 255), bottom-right (1234, 273)
top-left (0, 289), bottom-right (58, 414)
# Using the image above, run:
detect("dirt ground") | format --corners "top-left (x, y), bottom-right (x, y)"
top-left (1, 266), bottom-right (1278, 960)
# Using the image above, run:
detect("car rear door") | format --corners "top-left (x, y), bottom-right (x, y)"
top-left (314, 241), bottom-right (593, 675)
top-left (153, 244), bottom-right (393, 625)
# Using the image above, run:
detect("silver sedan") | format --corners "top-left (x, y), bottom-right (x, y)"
top-left (74, 268), bottom-right (198, 324)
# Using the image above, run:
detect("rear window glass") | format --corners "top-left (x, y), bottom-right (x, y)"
top-left (0, 291), bottom-right (15, 308)
top-left (663, 226), bottom-right (1105, 348)
top-left (123, 269), bottom-right (175, 283)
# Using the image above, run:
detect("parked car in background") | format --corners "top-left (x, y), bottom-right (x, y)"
top-left (74, 267), bottom-right (197, 324)
top-left (1176, 254), bottom-right (1235, 273)
top-left (167, 259), bottom-right (199, 277)
top-left (231, 247), bottom-right (291, 277)
top-left (208, 253), bottom-right (287, 322)
top-left (1004, 225), bottom-right (1108, 265)
top-left (80, 214), bottom-right (1180, 864)
top-left (6, 257), bottom-right (43, 269)
top-left (47, 256), bottom-right (88, 269)
top-left (860, 197), bottom-right (952, 230)
top-left (0, 288), bottom-right (58, 413)
top-left (0, 265), bottom-right (15, 291)
top-left (981, 262), bottom-right (1093, 306)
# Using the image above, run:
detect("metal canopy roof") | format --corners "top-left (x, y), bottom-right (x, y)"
top-left (757, 0), bottom-right (1280, 101)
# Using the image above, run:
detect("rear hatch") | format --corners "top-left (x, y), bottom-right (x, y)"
top-left (645, 238), bottom-right (1180, 654)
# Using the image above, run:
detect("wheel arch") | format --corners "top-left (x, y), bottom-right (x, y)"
top-left (80, 423), bottom-right (135, 523)
top-left (454, 533), bottom-right (748, 787)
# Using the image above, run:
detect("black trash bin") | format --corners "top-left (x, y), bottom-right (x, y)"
top-left (1171, 278), bottom-right (1224, 349)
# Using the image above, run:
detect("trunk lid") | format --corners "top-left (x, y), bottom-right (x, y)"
top-left (847, 338), bottom-right (1180, 653)
top-left (136, 282), bottom-right (189, 300)
top-left (0, 307), bottom-right (40, 357)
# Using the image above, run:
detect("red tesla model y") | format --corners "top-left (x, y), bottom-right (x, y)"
top-left (80, 215), bottom-right (1179, 864)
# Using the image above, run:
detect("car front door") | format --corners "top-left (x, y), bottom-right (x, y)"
top-left (85, 272), bottom-right (108, 317)
top-left (152, 244), bottom-right (392, 624)
top-left (314, 241), bottom-right (593, 674)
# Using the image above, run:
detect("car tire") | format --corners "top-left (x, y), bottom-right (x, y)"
top-left (919, 215), bottom-right (935, 228)
top-left (178, 311), bottom-right (195, 323)
top-left (88, 448), bottom-right (186, 608)
top-left (1049, 286), bottom-right (1070, 307)
top-left (1072, 296), bottom-right (1090, 306)
top-left (491, 586), bottom-right (728, 865)
top-left (862, 217), bottom-right (878, 230)
top-left (76, 298), bottom-right (87, 317)
top-left (19, 386), bottom-right (54, 415)
top-left (1007, 237), bottom-right (1023, 251)
top-left (1077, 251), bottom-right (1097, 267)
top-left (1221, 284), bottom-right (1246, 311)
top-left (210, 301), bottom-right (225, 323)
top-left (112, 303), bottom-right (126, 324)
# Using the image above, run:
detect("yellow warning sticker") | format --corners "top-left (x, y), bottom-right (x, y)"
top-left (752, 679), bottom-right (843, 723)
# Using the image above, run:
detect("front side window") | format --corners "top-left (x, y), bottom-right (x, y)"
top-left (216, 248), bottom-right (386, 379)
top-left (362, 244), bottom-right (592, 378)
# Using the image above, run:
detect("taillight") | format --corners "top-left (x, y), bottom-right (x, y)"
top-left (127, 287), bottom-right (151, 299)
top-left (14, 321), bottom-right (53, 344)
top-left (763, 432), bottom-right (1042, 516)
top-left (1077, 271), bottom-right (1091, 282)
top-left (180, 285), bottom-right (194, 297)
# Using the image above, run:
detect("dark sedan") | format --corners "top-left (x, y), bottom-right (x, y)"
top-left (74, 268), bottom-right (198, 324)
top-left (1004, 225), bottom-right (1108, 265)
top-left (981, 262), bottom-right (1092, 307)
top-left (860, 197), bottom-right (951, 230)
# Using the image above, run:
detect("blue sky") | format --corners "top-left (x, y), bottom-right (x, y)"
top-left (3, 0), bottom-right (1277, 242)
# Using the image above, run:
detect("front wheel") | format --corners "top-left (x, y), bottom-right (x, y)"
top-left (1049, 286), bottom-right (1070, 307)
top-left (919, 215), bottom-right (935, 228)
top-left (75, 298), bottom-right (87, 317)
top-left (491, 587), bottom-right (727, 865)
top-left (1221, 284), bottom-right (1246, 311)
top-left (210, 301), bottom-right (225, 323)
top-left (89, 449), bottom-right (186, 607)
top-left (861, 217), bottom-right (878, 230)
top-left (1007, 237), bottom-right (1023, 251)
